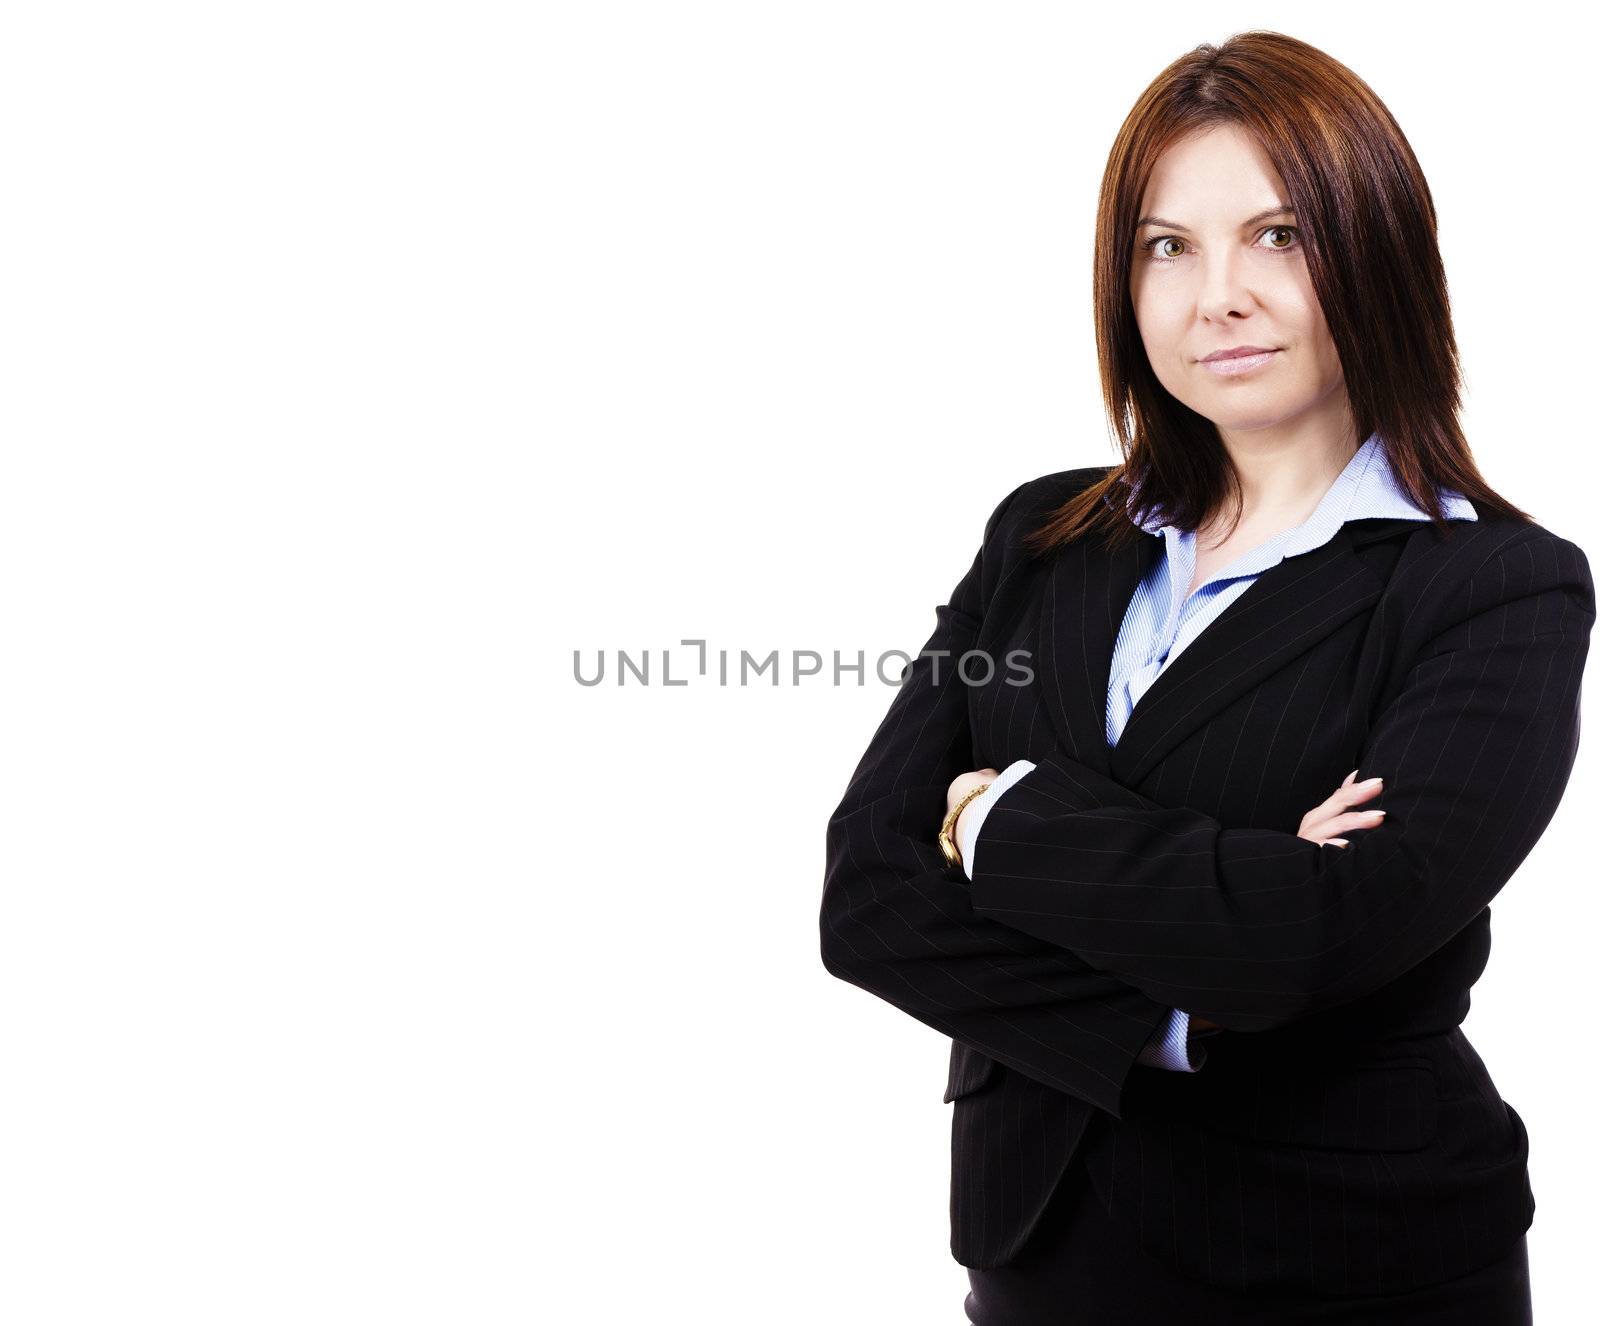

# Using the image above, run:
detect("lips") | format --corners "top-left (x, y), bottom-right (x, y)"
top-left (1200, 348), bottom-right (1279, 378)
top-left (1201, 345), bottom-right (1277, 362)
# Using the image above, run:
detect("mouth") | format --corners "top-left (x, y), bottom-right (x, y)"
top-left (1199, 348), bottom-right (1280, 377)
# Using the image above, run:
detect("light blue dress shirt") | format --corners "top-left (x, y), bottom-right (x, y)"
top-left (958, 432), bottom-right (1478, 1071)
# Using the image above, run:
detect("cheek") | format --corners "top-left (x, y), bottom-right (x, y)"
top-left (1280, 280), bottom-right (1333, 348)
top-left (1292, 315), bottom-right (1344, 381)
top-left (1132, 291), bottom-right (1182, 359)
top-left (1273, 280), bottom-right (1344, 381)
top-left (1314, 325), bottom-right (1344, 377)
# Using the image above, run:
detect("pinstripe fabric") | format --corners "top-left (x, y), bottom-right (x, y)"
top-left (963, 433), bottom-right (1479, 1075)
top-left (819, 461), bottom-right (1594, 1296)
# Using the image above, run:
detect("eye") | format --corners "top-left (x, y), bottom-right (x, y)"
top-left (1140, 235), bottom-right (1188, 264)
top-left (1137, 224), bottom-right (1302, 265)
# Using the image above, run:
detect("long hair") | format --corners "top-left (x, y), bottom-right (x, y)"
top-left (1025, 29), bottom-right (1532, 558)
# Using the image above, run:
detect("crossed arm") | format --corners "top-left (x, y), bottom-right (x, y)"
top-left (821, 482), bottom-right (1207, 1116)
top-left (821, 479), bottom-right (1594, 1113)
top-left (955, 534), bottom-right (1593, 1032)
top-left (955, 759), bottom-right (1226, 1068)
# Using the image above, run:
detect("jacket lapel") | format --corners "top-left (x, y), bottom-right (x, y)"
top-left (1037, 518), bottom-right (1414, 790)
top-left (1035, 526), bottom-right (1163, 775)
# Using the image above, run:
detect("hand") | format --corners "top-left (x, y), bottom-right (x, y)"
top-left (1298, 767), bottom-right (1386, 848)
top-left (947, 768), bottom-right (1001, 853)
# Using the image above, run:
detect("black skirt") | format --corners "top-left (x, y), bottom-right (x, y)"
top-left (964, 1159), bottom-right (1531, 1326)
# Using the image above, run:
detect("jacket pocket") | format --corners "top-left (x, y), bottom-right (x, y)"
top-left (943, 1040), bottom-right (1001, 1102)
top-left (1180, 1057), bottom-right (1439, 1152)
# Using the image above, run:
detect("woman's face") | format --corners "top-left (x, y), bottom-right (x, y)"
top-left (1129, 123), bottom-right (1347, 440)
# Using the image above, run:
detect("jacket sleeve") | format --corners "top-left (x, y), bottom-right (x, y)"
top-left (966, 532), bottom-right (1596, 1032)
top-left (961, 761), bottom-right (1203, 1072)
top-left (819, 477), bottom-right (1173, 1118)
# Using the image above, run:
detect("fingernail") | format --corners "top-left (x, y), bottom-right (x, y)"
top-left (1361, 777), bottom-right (1384, 786)
top-left (1328, 838), bottom-right (1349, 848)
top-left (1346, 768), bottom-right (1359, 781)
top-left (1369, 808), bottom-right (1386, 816)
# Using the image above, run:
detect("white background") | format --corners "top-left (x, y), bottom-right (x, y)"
top-left (2, 4), bottom-right (1594, 1323)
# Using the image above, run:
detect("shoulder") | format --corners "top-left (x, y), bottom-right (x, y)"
top-left (1388, 515), bottom-right (1595, 648)
top-left (980, 465), bottom-right (1118, 547)
top-left (965, 466), bottom-right (1119, 614)
top-left (1404, 516), bottom-right (1590, 595)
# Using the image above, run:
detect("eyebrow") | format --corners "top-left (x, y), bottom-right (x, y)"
top-left (1134, 204), bottom-right (1295, 231)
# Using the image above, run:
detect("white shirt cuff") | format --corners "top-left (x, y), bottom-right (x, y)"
top-left (1136, 1007), bottom-right (1207, 1071)
top-left (958, 758), bottom-right (1037, 880)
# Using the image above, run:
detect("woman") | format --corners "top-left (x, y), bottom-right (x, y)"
top-left (819, 30), bottom-right (1593, 1324)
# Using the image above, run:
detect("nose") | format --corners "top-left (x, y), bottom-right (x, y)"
top-left (1195, 249), bottom-right (1258, 324)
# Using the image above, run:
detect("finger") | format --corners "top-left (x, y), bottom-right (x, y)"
top-left (1323, 808), bottom-right (1387, 834)
top-left (1325, 776), bottom-right (1384, 811)
top-left (1342, 768), bottom-right (1359, 787)
top-left (1326, 838), bottom-right (1350, 848)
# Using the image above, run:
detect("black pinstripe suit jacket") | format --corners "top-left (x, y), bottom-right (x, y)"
top-left (819, 465), bottom-right (1595, 1296)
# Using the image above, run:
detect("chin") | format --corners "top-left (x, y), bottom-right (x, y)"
top-left (1204, 402), bottom-right (1303, 432)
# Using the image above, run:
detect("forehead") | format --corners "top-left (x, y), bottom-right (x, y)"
top-left (1139, 125), bottom-right (1289, 220)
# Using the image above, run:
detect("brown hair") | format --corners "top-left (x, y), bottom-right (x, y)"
top-left (1025, 29), bottom-right (1531, 558)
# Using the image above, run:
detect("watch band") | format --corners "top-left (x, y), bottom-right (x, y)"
top-left (938, 782), bottom-right (992, 868)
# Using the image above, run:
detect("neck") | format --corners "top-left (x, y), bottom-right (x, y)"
top-left (1210, 409), bottom-right (1361, 537)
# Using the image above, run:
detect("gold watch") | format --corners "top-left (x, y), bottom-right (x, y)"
top-left (938, 782), bottom-right (992, 869)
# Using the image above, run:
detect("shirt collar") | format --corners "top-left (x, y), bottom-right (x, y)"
top-left (1123, 432), bottom-right (1477, 587)
top-left (1129, 432), bottom-right (1477, 548)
